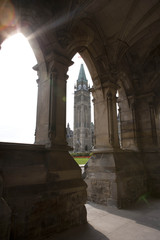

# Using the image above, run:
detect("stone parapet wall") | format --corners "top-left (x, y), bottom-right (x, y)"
top-left (0, 143), bottom-right (87, 240)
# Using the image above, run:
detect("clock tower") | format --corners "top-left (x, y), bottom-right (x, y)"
top-left (73, 64), bottom-right (93, 152)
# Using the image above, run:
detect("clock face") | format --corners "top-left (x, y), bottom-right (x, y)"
top-left (78, 85), bottom-right (81, 90)
top-left (83, 84), bottom-right (86, 89)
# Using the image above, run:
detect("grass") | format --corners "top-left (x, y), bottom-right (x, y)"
top-left (74, 157), bottom-right (89, 165)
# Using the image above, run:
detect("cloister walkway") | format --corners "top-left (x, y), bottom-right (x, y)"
top-left (50, 198), bottom-right (160, 240)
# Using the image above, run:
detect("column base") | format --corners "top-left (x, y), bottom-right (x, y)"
top-left (0, 143), bottom-right (87, 239)
top-left (84, 151), bottom-right (148, 208)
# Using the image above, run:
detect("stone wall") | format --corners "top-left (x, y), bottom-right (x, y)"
top-left (115, 152), bottom-right (147, 208)
top-left (0, 143), bottom-right (87, 240)
top-left (143, 152), bottom-right (160, 197)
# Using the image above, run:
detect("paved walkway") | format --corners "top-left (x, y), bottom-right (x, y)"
top-left (51, 198), bottom-right (160, 240)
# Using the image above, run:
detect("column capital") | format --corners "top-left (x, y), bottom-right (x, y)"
top-left (48, 59), bottom-right (69, 148)
top-left (33, 64), bottom-right (40, 85)
top-left (46, 51), bottom-right (74, 69)
top-left (102, 81), bottom-right (120, 92)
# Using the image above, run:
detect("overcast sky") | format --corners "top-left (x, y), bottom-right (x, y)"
top-left (0, 33), bottom-right (93, 144)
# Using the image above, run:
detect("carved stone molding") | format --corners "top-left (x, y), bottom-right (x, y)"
top-left (149, 102), bottom-right (158, 146)
top-left (57, 28), bottom-right (72, 49)
top-left (46, 51), bottom-right (73, 70)
top-left (32, 64), bottom-right (40, 85)
top-left (48, 67), bottom-right (58, 143)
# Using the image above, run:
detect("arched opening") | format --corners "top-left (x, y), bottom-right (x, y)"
top-left (0, 33), bottom-right (37, 143)
top-left (66, 53), bottom-right (94, 153)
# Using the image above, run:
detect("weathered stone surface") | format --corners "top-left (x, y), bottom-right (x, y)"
top-left (85, 152), bottom-right (148, 208)
top-left (85, 153), bottom-right (117, 206)
top-left (0, 143), bottom-right (87, 240)
top-left (143, 153), bottom-right (160, 197)
top-left (0, 174), bottom-right (11, 240)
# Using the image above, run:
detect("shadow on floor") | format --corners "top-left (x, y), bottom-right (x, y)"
top-left (87, 198), bottom-right (160, 231)
top-left (50, 223), bottom-right (109, 240)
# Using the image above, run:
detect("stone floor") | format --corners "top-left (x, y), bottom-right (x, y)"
top-left (50, 198), bottom-right (160, 240)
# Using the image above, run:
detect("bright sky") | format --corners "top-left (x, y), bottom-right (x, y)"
top-left (0, 33), bottom-right (93, 144)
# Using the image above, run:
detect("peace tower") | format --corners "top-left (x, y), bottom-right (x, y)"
top-left (73, 64), bottom-right (93, 152)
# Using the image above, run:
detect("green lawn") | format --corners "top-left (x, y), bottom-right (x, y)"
top-left (74, 157), bottom-right (89, 165)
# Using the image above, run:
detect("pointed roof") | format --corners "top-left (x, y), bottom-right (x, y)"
top-left (77, 64), bottom-right (87, 83)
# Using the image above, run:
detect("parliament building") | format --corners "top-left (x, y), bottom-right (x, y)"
top-left (66, 64), bottom-right (94, 152)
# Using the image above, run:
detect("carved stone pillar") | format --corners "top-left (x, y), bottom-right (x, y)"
top-left (85, 81), bottom-right (121, 207)
top-left (47, 55), bottom-right (73, 148)
top-left (129, 93), bottom-right (158, 151)
top-left (117, 106), bottom-right (122, 148)
top-left (32, 54), bottom-right (87, 236)
top-left (32, 64), bottom-right (40, 140)
top-left (85, 76), bottom-right (149, 208)
top-left (155, 102), bottom-right (160, 148)
top-left (32, 61), bottom-right (49, 145)
top-left (127, 96), bottom-right (140, 151)
top-left (92, 82), bottom-right (120, 151)
top-left (149, 102), bottom-right (158, 146)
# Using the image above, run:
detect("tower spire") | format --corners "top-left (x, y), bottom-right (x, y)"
top-left (77, 64), bottom-right (87, 83)
top-left (76, 64), bottom-right (88, 90)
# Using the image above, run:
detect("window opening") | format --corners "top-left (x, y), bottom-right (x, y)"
top-left (66, 53), bottom-right (94, 153)
top-left (0, 33), bottom-right (37, 143)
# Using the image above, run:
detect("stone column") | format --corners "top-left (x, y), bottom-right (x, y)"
top-left (92, 82), bottom-right (120, 151)
top-left (117, 106), bottom-right (122, 147)
top-left (127, 96), bottom-right (140, 151)
top-left (85, 84), bottom-right (149, 207)
top-left (47, 56), bottom-right (73, 148)
top-left (85, 81), bottom-right (120, 206)
top-left (129, 93), bottom-right (158, 151)
top-left (149, 101), bottom-right (158, 147)
top-left (155, 102), bottom-right (160, 148)
top-left (42, 54), bottom-right (87, 233)
top-left (32, 64), bottom-right (40, 141)
top-left (132, 93), bottom-right (160, 199)
top-left (32, 61), bottom-right (49, 145)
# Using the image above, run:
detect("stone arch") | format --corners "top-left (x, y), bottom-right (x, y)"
top-left (57, 18), bottom-right (106, 89)
top-left (64, 23), bottom-right (149, 207)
